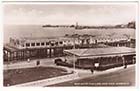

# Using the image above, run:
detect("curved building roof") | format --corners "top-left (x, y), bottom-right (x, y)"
top-left (64, 47), bottom-right (135, 57)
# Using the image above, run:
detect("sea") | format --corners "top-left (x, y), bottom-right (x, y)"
top-left (3, 25), bottom-right (135, 44)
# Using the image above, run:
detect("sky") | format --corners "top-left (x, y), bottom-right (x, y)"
top-left (3, 3), bottom-right (137, 26)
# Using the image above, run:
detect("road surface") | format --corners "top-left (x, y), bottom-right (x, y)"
top-left (49, 65), bottom-right (135, 86)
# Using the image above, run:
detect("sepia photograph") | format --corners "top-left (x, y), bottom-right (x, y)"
top-left (2, 1), bottom-right (137, 87)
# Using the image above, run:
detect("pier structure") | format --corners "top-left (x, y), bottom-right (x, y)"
top-left (4, 34), bottom-right (135, 62)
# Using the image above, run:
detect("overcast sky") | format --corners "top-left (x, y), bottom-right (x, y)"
top-left (3, 3), bottom-right (137, 25)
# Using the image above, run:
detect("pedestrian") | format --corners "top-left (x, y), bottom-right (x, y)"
top-left (64, 58), bottom-right (67, 62)
top-left (90, 68), bottom-right (94, 74)
top-left (124, 60), bottom-right (127, 69)
top-left (90, 62), bottom-right (95, 74)
top-left (36, 60), bottom-right (40, 67)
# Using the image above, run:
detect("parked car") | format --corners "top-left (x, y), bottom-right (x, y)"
top-left (54, 58), bottom-right (63, 65)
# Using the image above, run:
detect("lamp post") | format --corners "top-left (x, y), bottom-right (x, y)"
top-left (73, 28), bottom-right (76, 72)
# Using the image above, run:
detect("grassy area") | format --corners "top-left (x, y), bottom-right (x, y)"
top-left (4, 67), bottom-right (69, 86)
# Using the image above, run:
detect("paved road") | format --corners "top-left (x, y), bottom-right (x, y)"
top-left (4, 57), bottom-right (69, 70)
top-left (4, 58), bottom-right (56, 70)
top-left (50, 65), bottom-right (135, 87)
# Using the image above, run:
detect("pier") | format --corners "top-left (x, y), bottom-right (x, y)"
top-left (3, 35), bottom-right (135, 62)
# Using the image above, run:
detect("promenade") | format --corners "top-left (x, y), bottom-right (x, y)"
top-left (4, 58), bottom-right (135, 87)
